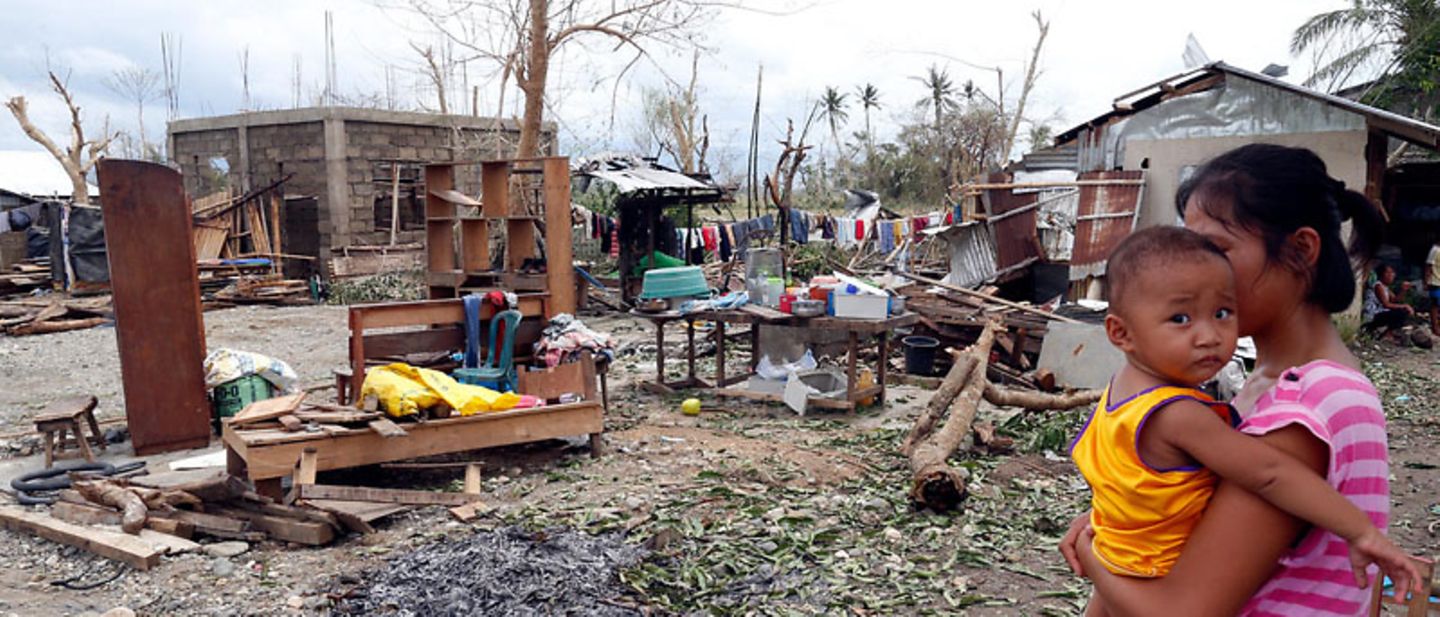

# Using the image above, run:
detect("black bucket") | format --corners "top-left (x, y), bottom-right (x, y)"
top-left (902, 335), bottom-right (940, 376)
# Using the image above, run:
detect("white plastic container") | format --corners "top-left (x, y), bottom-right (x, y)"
top-left (832, 293), bottom-right (890, 320)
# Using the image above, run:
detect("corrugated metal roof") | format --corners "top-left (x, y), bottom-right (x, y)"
top-left (984, 172), bottom-right (1044, 272)
top-left (1055, 62), bottom-right (1440, 150)
top-left (585, 166), bottom-right (713, 193)
top-left (934, 221), bottom-right (998, 288)
top-left (0, 150), bottom-right (98, 198)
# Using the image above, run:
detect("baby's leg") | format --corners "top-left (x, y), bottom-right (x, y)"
top-left (1083, 592), bottom-right (1111, 617)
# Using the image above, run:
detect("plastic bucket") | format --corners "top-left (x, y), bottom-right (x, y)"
top-left (212, 374), bottom-right (274, 419)
top-left (902, 336), bottom-right (940, 376)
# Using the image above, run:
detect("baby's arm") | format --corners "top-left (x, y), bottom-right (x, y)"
top-left (1145, 400), bottom-right (1421, 592)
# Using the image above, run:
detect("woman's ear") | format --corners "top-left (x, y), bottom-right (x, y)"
top-left (1105, 314), bottom-right (1134, 352)
top-left (1290, 227), bottom-right (1322, 267)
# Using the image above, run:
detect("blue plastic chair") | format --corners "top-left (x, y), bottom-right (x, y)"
top-left (456, 307), bottom-right (522, 392)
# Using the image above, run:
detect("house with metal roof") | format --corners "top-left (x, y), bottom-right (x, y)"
top-left (1047, 61), bottom-right (1440, 287)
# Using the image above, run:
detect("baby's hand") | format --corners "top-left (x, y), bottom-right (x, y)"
top-left (1348, 528), bottom-right (1423, 595)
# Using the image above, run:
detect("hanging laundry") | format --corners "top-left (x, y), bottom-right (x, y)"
top-left (790, 210), bottom-right (809, 244)
top-left (702, 226), bottom-right (718, 253)
top-left (878, 222), bottom-right (894, 253)
top-left (719, 224), bottom-right (733, 261)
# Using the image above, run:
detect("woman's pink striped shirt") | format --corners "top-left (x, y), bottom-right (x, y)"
top-left (1238, 360), bottom-right (1390, 617)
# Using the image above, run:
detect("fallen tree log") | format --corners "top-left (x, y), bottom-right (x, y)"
top-left (900, 328), bottom-right (996, 456)
top-left (982, 384), bottom-right (1102, 411)
top-left (907, 321), bottom-right (1000, 512)
top-left (74, 480), bottom-right (148, 534)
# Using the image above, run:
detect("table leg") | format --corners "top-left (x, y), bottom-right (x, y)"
top-left (750, 324), bottom-right (761, 372)
top-left (686, 319), bottom-right (697, 380)
top-left (877, 331), bottom-right (889, 405)
top-left (655, 321), bottom-right (666, 386)
top-left (846, 331), bottom-right (859, 402)
top-left (715, 320), bottom-right (727, 387)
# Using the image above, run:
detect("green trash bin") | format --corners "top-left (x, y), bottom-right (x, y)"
top-left (212, 374), bottom-right (274, 421)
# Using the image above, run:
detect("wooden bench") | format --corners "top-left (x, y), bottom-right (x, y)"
top-left (34, 396), bottom-right (106, 468)
top-left (342, 298), bottom-right (544, 405)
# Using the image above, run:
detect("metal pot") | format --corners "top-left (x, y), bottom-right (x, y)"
top-left (792, 299), bottom-right (825, 318)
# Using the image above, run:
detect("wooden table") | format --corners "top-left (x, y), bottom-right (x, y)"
top-left (224, 401), bottom-right (604, 499)
top-left (630, 306), bottom-right (918, 411)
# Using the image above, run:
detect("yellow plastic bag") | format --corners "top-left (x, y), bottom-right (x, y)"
top-left (359, 363), bottom-right (522, 417)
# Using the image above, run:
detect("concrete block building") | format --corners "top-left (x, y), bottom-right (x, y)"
top-left (167, 107), bottom-right (554, 275)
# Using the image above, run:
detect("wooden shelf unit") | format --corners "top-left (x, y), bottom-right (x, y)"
top-left (423, 158), bottom-right (576, 319)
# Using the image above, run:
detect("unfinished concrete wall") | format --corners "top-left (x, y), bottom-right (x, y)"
top-left (1123, 131), bottom-right (1368, 229)
top-left (169, 107), bottom-right (547, 272)
top-left (170, 128), bottom-right (242, 197)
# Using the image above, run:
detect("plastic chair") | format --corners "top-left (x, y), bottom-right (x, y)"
top-left (456, 307), bottom-right (522, 392)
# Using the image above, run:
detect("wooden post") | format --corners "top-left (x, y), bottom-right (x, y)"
top-left (389, 162), bottom-right (401, 245)
top-left (296, 447), bottom-right (318, 485)
top-left (269, 192), bottom-right (283, 274)
top-left (463, 463), bottom-right (482, 495)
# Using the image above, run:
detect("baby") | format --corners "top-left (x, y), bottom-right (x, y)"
top-left (1069, 226), bottom-right (1418, 614)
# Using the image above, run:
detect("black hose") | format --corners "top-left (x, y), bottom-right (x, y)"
top-left (10, 460), bottom-right (146, 505)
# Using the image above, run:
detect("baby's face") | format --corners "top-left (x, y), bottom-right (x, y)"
top-left (1116, 256), bottom-right (1239, 386)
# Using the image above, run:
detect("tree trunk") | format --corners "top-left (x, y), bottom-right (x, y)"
top-left (517, 0), bottom-right (550, 159)
top-left (906, 321), bottom-right (1000, 512)
top-left (900, 328), bottom-right (996, 456)
top-left (982, 384), bottom-right (1101, 411)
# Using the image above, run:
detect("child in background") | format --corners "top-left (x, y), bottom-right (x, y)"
top-left (1068, 226), bottom-right (1420, 615)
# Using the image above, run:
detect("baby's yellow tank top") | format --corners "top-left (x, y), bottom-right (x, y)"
top-left (1069, 384), bottom-right (1235, 577)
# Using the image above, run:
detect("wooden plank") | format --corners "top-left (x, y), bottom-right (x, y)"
top-left (0, 505), bottom-right (160, 570)
top-left (516, 360), bottom-right (590, 402)
top-left (302, 499), bottom-right (410, 523)
top-left (96, 160), bottom-right (211, 456)
top-left (231, 392), bottom-right (308, 426)
top-left (142, 517), bottom-right (194, 540)
top-left (361, 327), bottom-right (464, 359)
top-left (449, 501), bottom-right (490, 522)
top-left (224, 401), bottom-right (603, 481)
top-left (293, 410), bottom-right (380, 424)
top-left (160, 509), bottom-right (249, 534)
top-left (277, 415), bottom-right (303, 432)
top-left (297, 484), bottom-right (483, 506)
top-left (368, 417), bottom-right (408, 438)
top-left (542, 157), bottom-right (576, 317)
top-left (464, 463), bottom-right (482, 495)
top-left (208, 505), bottom-right (334, 546)
top-left (350, 299), bottom-right (465, 330)
top-left (296, 448), bottom-right (318, 485)
top-left (51, 501), bottom-right (122, 526)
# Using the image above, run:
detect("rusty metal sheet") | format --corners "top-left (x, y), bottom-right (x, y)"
top-left (936, 221), bottom-right (997, 288)
top-left (983, 172), bottom-right (1043, 272)
top-left (1069, 170), bottom-right (1146, 281)
top-left (97, 160), bottom-right (212, 455)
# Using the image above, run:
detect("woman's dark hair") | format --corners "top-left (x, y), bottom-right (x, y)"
top-left (1176, 143), bottom-right (1383, 314)
top-left (1375, 263), bottom-right (1394, 278)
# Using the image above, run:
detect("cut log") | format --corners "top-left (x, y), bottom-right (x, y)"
top-left (907, 321), bottom-right (1001, 512)
top-left (129, 469), bottom-right (248, 503)
top-left (297, 484), bottom-right (482, 506)
top-left (8, 317), bottom-right (109, 336)
top-left (982, 384), bottom-right (1102, 411)
top-left (73, 480), bottom-right (148, 534)
top-left (0, 505), bottom-right (160, 570)
top-left (900, 325), bottom-right (996, 456)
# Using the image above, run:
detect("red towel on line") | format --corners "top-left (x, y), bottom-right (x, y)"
top-left (702, 226), bottom-right (718, 252)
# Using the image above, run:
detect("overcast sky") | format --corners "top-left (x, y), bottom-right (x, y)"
top-left (0, 0), bottom-right (1349, 180)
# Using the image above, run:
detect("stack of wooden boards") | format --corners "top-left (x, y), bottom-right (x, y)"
top-left (0, 296), bottom-right (112, 336)
top-left (0, 463), bottom-right (488, 570)
top-left (0, 259), bottom-right (50, 297)
top-left (227, 392), bottom-right (410, 438)
top-left (189, 183), bottom-right (313, 306)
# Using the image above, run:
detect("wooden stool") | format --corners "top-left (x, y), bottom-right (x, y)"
top-left (1370, 556), bottom-right (1436, 616)
top-left (34, 395), bottom-right (106, 469)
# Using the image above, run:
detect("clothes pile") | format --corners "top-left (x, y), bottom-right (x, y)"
top-left (534, 313), bottom-right (616, 368)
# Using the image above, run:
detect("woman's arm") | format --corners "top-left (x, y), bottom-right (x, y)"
top-left (1376, 283), bottom-right (1412, 312)
top-left (1076, 424), bottom-right (1327, 617)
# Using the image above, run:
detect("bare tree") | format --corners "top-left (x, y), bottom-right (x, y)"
top-left (104, 66), bottom-right (162, 156)
top-left (160, 32), bottom-right (182, 121)
top-left (639, 51), bottom-right (707, 173)
top-left (1000, 11), bottom-right (1049, 163)
top-left (407, 0), bottom-right (723, 158)
top-left (6, 72), bottom-right (118, 204)
top-left (411, 42), bottom-right (450, 114)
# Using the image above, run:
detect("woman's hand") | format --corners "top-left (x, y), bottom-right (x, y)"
top-left (1059, 511), bottom-right (1093, 577)
top-left (1349, 528), bottom-right (1423, 595)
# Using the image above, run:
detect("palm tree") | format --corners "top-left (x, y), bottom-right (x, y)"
top-left (856, 83), bottom-right (881, 153)
top-left (914, 65), bottom-right (958, 138)
top-left (1292, 0), bottom-right (1440, 117)
top-left (819, 86), bottom-right (850, 154)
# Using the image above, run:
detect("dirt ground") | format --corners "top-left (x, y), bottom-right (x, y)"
top-left (0, 305), bottom-right (1436, 616)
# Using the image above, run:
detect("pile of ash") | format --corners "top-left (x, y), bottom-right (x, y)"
top-left (334, 526), bottom-right (648, 616)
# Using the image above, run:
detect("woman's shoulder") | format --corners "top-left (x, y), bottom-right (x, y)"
top-left (1241, 359), bottom-right (1383, 441)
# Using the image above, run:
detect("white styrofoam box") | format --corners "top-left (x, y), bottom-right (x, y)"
top-left (832, 293), bottom-right (889, 320)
